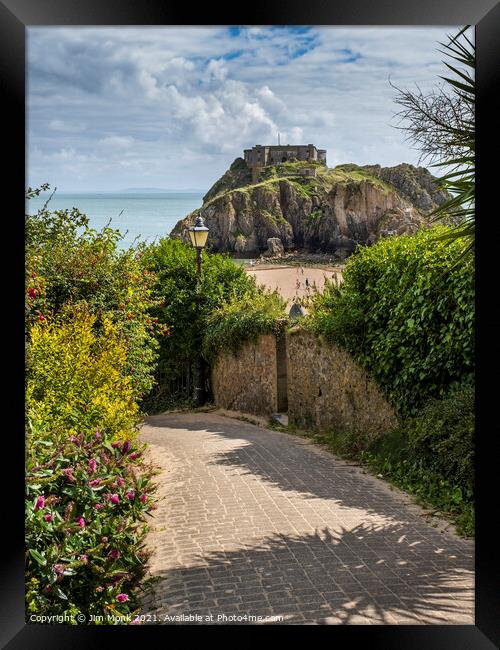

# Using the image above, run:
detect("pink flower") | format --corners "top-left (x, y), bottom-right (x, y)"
top-left (122, 441), bottom-right (131, 454)
top-left (95, 503), bottom-right (104, 510)
top-left (88, 459), bottom-right (97, 474)
top-left (77, 517), bottom-right (86, 528)
top-left (44, 513), bottom-right (53, 522)
top-left (38, 314), bottom-right (45, 322)
top-left (130, 617), bottom-right (141, 625)
top-left (80, 554), bottom-right (89, 564)
top-left (129, 453), bottom-right (141, 460)
top-left (53, 564), bottom-right (65, 575)
top-left (140, 494), bottom-right (147, 503)
top-left (28, 288), bottom-right (37, 299)
top-left (95, 430), bottom-right (102, 440)
top-left (89, 479), bottom-right (102, 487)
top-left (116, 477), bottom-right (125, 487)
top-left (126, 490), bottom-right (135, 500)
top-left (108, 549), bottom-right (120, 560)
top-left (116, 593), bottom-right (129, 603)
top-left (62, 467), bottom-right (76, 482)
top-left (35, 495), bottom-right (45, 511)
top-left (111, 442), bottom-right (122, 449)
top-left (109, 494), bottom-right (119, 504)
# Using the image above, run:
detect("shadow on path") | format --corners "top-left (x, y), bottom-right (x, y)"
top-left (143, 412), bottom-right (470, 536)
top-left (142, 522), bottom-right (473, 625)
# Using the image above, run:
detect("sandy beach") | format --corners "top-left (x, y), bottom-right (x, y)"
top-left (246, 265), bottom-right (343, 304)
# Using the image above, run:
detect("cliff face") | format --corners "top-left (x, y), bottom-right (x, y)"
top-left (360, 163), bottom-right (449, 214)
top-left (171, 160), bottom-right (447, 257)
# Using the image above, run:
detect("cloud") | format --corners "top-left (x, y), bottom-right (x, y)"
top-left (27, 25), bottom-right (471, 191)
top-left (99, 136), bottom-right (135, 148)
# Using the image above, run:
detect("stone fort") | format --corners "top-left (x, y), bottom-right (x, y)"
top-left (244, 144), bottom-right (327, 182)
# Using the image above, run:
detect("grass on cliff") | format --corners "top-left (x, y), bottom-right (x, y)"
top-left (202, 162), bottom-right (399, 207)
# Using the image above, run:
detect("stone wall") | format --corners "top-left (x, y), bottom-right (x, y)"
top-left (211, 334), bottom-right (278, 415)
top-left (286, 328), bottom-right (398, 436)
top-left (211, 328), bottom-right (398, 435)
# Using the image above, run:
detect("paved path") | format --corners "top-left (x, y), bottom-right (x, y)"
top-left (140, 412), bottom-right (474, 625)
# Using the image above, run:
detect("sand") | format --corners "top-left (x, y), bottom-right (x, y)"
top-left (246, 265), bottom-right (343, 305)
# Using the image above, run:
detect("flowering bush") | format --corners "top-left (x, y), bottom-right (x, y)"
top-left (26, 429), bottom-right (158, 624)
top-left (26, 305), bottom-right (140, 441)
top-left (25, 188), bottom-right (169, 401)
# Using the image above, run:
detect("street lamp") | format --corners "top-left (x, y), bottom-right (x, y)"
top-left (188, 214), bottom-right (209, 407)
top-left (188, 214), bottom-right (209, 275)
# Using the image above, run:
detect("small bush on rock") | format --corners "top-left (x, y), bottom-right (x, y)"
top-left (202, 290), bottom-right (288, 359)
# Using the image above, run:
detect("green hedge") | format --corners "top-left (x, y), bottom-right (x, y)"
top-left (307, 226), bottom-right (474, 415)
top-left (202, 290), bottom-right (288, 360)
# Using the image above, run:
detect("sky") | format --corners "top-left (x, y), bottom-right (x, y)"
top-left (27, 26), bottom-right (469, 192)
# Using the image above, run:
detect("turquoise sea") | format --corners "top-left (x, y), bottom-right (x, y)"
top-left (27, 192), bottom-right (205, 250)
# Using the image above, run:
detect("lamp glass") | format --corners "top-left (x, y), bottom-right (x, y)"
top-left (189, 227), bottom-right (208, 249)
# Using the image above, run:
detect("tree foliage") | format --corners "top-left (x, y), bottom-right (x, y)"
top-left (392, 27), bottom-right (475, 254)
top-left (140, 238), bottom-right (259, 409)
top-left (26, 187), bottom-right (165, 399)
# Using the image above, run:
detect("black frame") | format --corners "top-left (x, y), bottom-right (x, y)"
top-left (3, 0), bottom-right (500, 646)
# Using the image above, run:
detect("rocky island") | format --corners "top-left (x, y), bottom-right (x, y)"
top-left (171, 149), bottom-right (448, 260)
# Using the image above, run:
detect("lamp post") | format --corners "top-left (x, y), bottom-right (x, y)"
top-left (188, 214), bottom-right (209, 276)
top-left (188, 214), bottom-right (209, 407)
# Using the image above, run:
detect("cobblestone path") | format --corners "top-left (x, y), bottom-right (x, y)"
top-left (139, 412), bottom-right (474, 625)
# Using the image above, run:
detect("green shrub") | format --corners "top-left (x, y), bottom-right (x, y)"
top-left (362, 381), bottom-right (474, 535)
top-left (26, 429), bottom-right (158, 624)
top-left (140, 238), bottom-right (259, 408)
top-left (404, 380), bottom-right (474, 497)
top-left (202, 290), bottom-right (288, 359)
top-left (26, 306), bottom-right (140, 441)
top-left (307, 226), bottom-right (474, 415)
top-left (26, 190), bottom-right (165, 400)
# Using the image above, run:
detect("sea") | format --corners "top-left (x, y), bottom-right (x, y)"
top-left (27, 191), bottom-right (205, 250)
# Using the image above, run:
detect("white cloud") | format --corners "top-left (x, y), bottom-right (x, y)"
top-left (27, 25), bottom-right (472, 191)
top-left (99, 136), bottom-right (135, 148)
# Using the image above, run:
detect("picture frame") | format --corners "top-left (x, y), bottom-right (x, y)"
top-left (3, 0), bottom-right (499, 645)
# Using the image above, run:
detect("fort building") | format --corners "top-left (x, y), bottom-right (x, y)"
top-left (244, 144), bottom-right (327, 182)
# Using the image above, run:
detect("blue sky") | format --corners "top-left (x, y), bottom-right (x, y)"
top-left (27, 26), bottom-right (470, 192)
